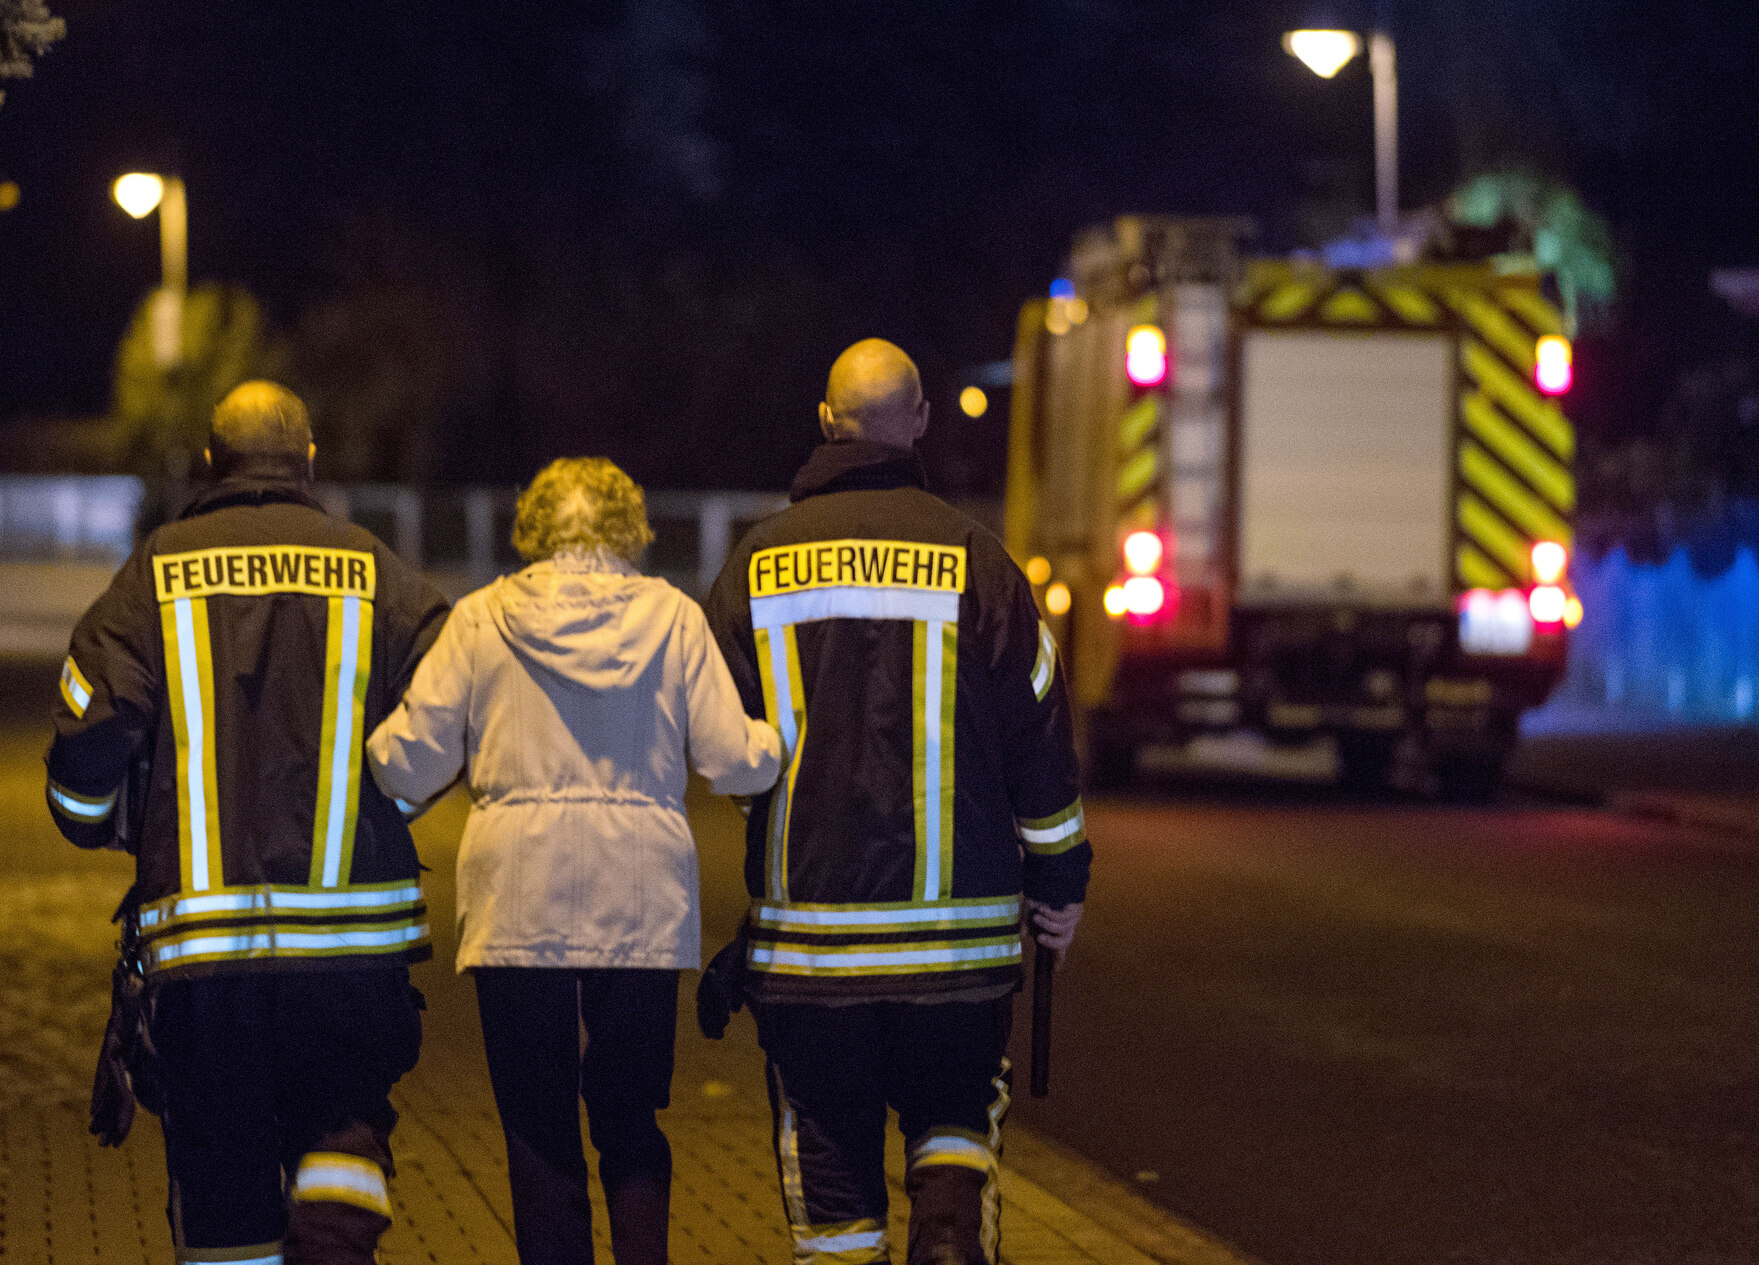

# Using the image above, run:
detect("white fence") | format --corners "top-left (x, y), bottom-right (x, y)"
top-left (0, 476), bottom-right (787, 657)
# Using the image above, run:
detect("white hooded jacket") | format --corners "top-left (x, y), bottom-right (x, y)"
top-left (366, 554), bottom-right (782, 971)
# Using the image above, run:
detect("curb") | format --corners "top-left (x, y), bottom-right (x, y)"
top-left (1608, 791), bottom-right (1759, 843)
top-left (1003, 1128), bottom-right (1262, 1265)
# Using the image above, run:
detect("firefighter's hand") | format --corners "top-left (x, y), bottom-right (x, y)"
top-left (1024, 900), bottom-right (1083, 965)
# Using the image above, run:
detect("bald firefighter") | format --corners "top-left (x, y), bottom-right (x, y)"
top-left (705, 340), bottom-right (1090, 1265)
top-left (45, 383), bottom-right (449, 1265)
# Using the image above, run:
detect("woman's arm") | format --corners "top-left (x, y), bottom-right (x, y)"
top-left (366, 599), bottom-right (475, 808)
top-left (679, 599), bottom-right (783, 796)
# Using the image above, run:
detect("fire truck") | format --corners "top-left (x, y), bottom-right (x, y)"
top-left (1004, 216), bottom-right (1579, 794)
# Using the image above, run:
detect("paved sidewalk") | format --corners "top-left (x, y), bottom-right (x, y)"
top-left (0, 699), bottom-right (1251, 1265)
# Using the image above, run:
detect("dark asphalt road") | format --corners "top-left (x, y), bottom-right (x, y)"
top-left (1011, 788), bottom-right (1759, 1265)
top-left (8, 658), bottom-right (1759, 1264)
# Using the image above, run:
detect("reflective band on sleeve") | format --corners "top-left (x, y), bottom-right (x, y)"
top-left (311, 595), bottom-right (374, 887)
top-left (293, 1151), bottom-right (391, 1217)
top-left (752, 585), bottom-right (959, 628)
top-left (1030, 621), bottom-right (1056, 702)
top-left (48, 780), bottom-right (117, 821)
top-left (1015, 800), bottom-right (1086, 854)
top-left (60, 656), bottom-right (93, 717)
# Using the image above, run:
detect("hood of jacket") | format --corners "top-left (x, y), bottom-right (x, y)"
top-left (486, 553), bottom-right (685, 691)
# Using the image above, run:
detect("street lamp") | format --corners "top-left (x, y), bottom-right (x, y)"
top-left (1283, 28), bottom-right (1399, 238)
top-left (111, 171), bottom-right (187, 368)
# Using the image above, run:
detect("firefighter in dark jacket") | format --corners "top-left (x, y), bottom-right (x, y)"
top-left (705, 339), bottom-right (1090, 1265)
top-left (44, 382), bottom-right (450, 1265)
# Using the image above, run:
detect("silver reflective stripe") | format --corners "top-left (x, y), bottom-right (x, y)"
top-left (913, 1134), bottom-right (996, 1168)
top-left (752, 585), bottom-right (959, 628)
top-left (319, 596), bottom-right (362, 888)
top-left (1031, 622), bottom-right (1055, 701)
top-left (48, 786), bottom-right (116, 819)
top-left (922, 619), bottom-right (946, 896)
top-left (798, 1227), bottom-right (889, 1253)
top-left (757, 900), bottom-right (1019, 927)
top-left (173, 598), bottom-right (213, 890)
top-left (153, 923), bottom-right (427, 963)
top-left (749, 941), bottom-right (1020, 970)
top-left (1017, 810), bottom-right (1084, 845)
top-left (141, 883), bottom-right (424, 926)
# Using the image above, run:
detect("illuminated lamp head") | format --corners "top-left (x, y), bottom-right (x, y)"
top-left (1530, 540), bottom-right (1567, 585)
top-left (1122, 530), bottom-right (1163, 576)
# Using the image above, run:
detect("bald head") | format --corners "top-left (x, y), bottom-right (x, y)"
top-left (819, 339), bottom-right (928, 448)
top-left (208, 381), bottom-right (315, 478)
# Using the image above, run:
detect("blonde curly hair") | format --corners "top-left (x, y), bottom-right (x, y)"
top-left (511, 457), bottom-right (655, 565)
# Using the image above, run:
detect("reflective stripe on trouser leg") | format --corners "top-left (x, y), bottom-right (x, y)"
top-left (769, 1063), bottom-right (889, 1265)
top-left (177, 1245), bottom-right (285, 1264)
top-left (907, 1130), bottom-right (1000, 1265)
top-left (291, 1151), bottom-right (391, 1218)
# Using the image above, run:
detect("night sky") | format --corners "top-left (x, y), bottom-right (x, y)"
top-left (0, 0), bottom-right (1755, 494)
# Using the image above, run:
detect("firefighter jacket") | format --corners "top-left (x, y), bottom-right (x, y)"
top-left (45, 456), bottom-right (450, 979)
top-left (704, 440), bottom-right (1092, 1004)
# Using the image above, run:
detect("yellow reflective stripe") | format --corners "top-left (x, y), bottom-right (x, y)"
top-left (163, 597), bottom-right (222, 892)
top-left (794, 1219), bottom-right (889, 1263)
top-left (1460, 441), bottom-right (1572, 544)
top-left (1117, 395), bottom-right (1157, 451)
top-left (1318, 287), bottom-right (1379, 323)
top-left (910, 1131), bottom-right (996, 1173)
top-left (1031, 621), bottom-right (1056, 702)
top-left (1498, 285), bottom-right (1565, 337)
top-left (1461, 391), bottom-right (1574, 512)
top-left (1016, 799), bottom-right (1086, 854)
top-left (292, 1152), bottom-right (391, 1217)
top-left (144, 917), bottom-right (429, 970)
top-left (1461, 340), bottom-right (1574, 460)
top-left (1458, 492), bottom-right (1533, 580)
top-left (47, 778), bottom-right (118, 821)
top-left (748, 936), bottom-right (1022, 976)
top-left (912, 619), bottom-right (957, 900)
top-left (140, 881), bottom-right (425, 930)
top-left (1372, 283), bottom-right (1443, 325)
top-left (937, 621), bottom-right (956, 899)
top-left (1115, 446), bottom-right (1157, 502)
top-left (310, 596), bottom-right (373, 887)
top-left (59, 655), bottom-right (93, 717)
top-left (755, 626), bottom-right (797, 902)
top-left (1444, 289), bottom-right (1536, 374)
top-left (1260, 279), bottom-right (1321, 322)
top-left (1457, 541), bottom-right (1512, 590)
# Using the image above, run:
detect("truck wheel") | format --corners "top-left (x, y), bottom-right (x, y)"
top-left (1337, 733), bottom-right (1392, 794)
top-left (1434, 711), bottom-right (1517, 802)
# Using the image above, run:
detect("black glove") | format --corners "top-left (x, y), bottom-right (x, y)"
top-left (89, 961), bottom-right (141, 1146)
top-left (696, 928), bottom-right (749, 1040)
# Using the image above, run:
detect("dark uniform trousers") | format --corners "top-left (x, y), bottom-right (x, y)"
top-left (152, 968), bottom-right (422, 1264)
top-left (756, 996), bottom-right (1014, 1265)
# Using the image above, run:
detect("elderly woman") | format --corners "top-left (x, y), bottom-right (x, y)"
top-left (366, 457), bottom-right (780, 1265)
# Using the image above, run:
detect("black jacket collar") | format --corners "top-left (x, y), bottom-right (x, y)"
top-left (789, 440), bottom-right (926, 503)
top-left (179, 454), bottom-right (325, 520)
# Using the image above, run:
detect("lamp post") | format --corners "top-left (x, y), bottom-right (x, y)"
top-left (1282, 28), bottom-right (1398, 238)
top-left (112, 172), bottom-right (187, 368)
